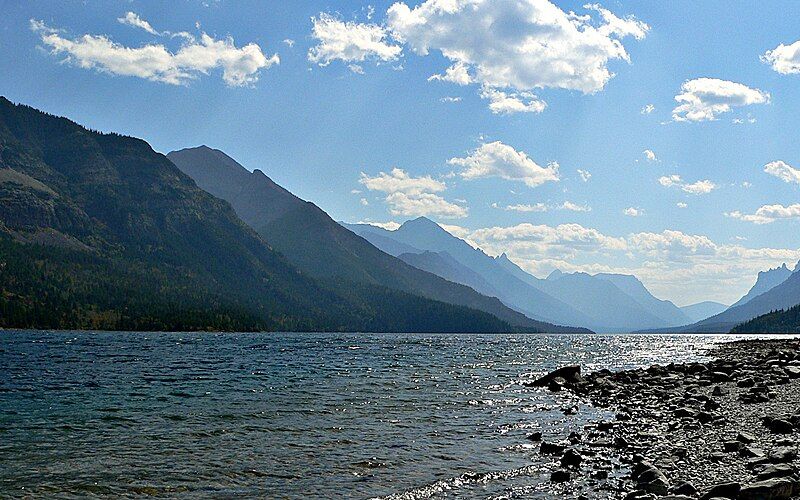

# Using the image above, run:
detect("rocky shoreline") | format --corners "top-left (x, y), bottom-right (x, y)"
top-left (529, 339), bottom-right (800, 499)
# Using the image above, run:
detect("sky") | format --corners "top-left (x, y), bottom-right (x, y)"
top-left (3, 0), bottom-right (800, 306)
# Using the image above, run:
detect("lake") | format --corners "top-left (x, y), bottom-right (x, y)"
top-left (0, 331), bottom-right (787, 498)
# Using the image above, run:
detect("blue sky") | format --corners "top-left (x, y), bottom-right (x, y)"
top-left (3, 0), bottom-right (800, 305)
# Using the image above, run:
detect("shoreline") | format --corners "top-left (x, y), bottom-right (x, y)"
top-left (531, 339), bottom-right (800, 499)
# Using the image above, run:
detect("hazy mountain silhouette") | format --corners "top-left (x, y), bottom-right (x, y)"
top-left (168, 146), bottom-right (587, 333)
top-left (593, 273), bottom-right (691, 326)
top-left (679, 301), bottom-right (728, 323)
top-left (343, 218), bottom-right (593, 327)
top-left (729, 263), bottom-right (793, 309)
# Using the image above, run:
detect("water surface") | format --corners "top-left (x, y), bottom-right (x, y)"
top-left (1, 331), bottom-right (790, 498)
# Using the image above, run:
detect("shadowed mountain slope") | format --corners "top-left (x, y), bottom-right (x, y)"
top-left (167, 146), bottom-right (587, 333)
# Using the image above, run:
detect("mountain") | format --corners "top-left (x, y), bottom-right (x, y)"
top-left (593, 273), bottom-right (691, 327)
top-left (0, 97), bottom-right (523, 333)
top-left (680, 301), bottom-right (728, 323)
top-left (167, 146), bottom-right (586, 333)
top-left (398, 251), bottom-right (502, 299)
top-left (728, 263), bottom-right (793, 309)
top-left (537, 272), bottom-right (669, 332)
top-left (343, 218), bottom-right (593, 327)
top-left (730, 304), bottom-right (800, 333)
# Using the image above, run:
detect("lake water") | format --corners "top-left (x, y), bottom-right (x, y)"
top-left (0, 331), bottom-right (789, 498)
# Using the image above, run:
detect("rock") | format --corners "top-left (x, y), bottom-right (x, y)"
top-left (591, 470), bottom-right (608, 480)
top-left (540, 441), bottom-right (566, 455)
top-left (642, 477), bottom-right (669, 496)
top-left (671, 481), bottom-right (698, 496)
top-left (737, 431), bottom-right (757, 443)
top-left (660, 496), bottom-right (695, 500)
top-left (766, 419), bottom-right (794, 434)
top-left (526, 431), bottom-right (542, 442)
top-left (739, 478), bottom-right (795, 499)
top-left (784, 366), bottom-right (800, 378)
top-left (740, 446), bottom-right (765, 458)
top-left (712, 371), bottom-right (731, 382)
top-left (550, 469), bottom-right (570, 482)
top-left (723, 441), bottom-right (742, 453)
top-left (768, 447), bottom-right (797, 463)
top-left (700, 482), bottom-right (741, 500)
top-left (674, 407), bottom-right (697, 418)
top-left (560, 448), bottom-right (582, 467)
top-left (755, 464), bottom-right (795, 480)
top-left (531, 366), bottom-right (583, 387)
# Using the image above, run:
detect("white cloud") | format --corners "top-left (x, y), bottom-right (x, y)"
top-left (494, 202), bottom-right (548, 212)
top-left (32, 19), bottom-right (277, 86)
top-left (428, 61), bottom-right (472, 85)
top-left (459, 222), bottom-right (800, 305)
top-left (440, 96), bottom-right (462, 103)
top-left (764, 160), bottom-right (800, 185)
top-left (359, 167), bottom-right (445, 195)
top-left (671, 78), bottom-right (770, 122)
top-left (387, 1), bottom-right (647, 95)
top-left (118, 12), bottom-right (159, 36)
top-left (308, 13), bottom-right (401, 66)
top-left (643, 149), bottom-right (657, 162)
top-left (641, 104), bottom-right (655, 114)
top-left (560, 201), bottom-right (591, 212)
top-left (677, 202), bottom-right (688, 208)
top-left (761, 39), bottom-right (800, 75)
top-left (283, 39), bottom-right (295, 47)
top-left (741, 181), bottom-right (753, 189)
top-left (359, 168), bottom-right (466, 219)
top-left (623, 207), bottom-right (643, 217)
top-left (348, 64), bottom-right (365, 74)
top-left (448, 141), bottom-right (559, 187)
top-left (360, 197), bottom-right (369, 206)
top-left (726, 203), bottom-right (800, 225)
top-left (479, 86), bottom-right (546, 115)
top-left (577, 169), bottom-right (592, 182)
top-left (658, 174), bottom-right (717, 195)
top-left (358, 220), bottom-right (401, 231)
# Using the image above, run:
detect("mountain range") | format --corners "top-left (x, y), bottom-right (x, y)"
top-left (343, 219), bottom-right (694, 332)
top-left (166, 146), bottom-right (585, 333)
top-left (3, 97), bottom-right (800, 334)
top-left (0, 97), bottom-right (565, 333)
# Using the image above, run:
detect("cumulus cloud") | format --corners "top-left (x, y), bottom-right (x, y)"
top-left (458, 221), bottom-right (800, 304)
top-left (479, 86), bottom-right (546, 114)
top-left (658, 174), bottom-right (717, 195)
top-left (359, 168), bottom-right (466, 218)
top-left (31, 18), bottom-right (277, 86)
top-left (308, 13), bottom-right (401, 66)
top-left (313, 1), bottom-right (648, 113)
top-left (671, 78), bottom-right (770, 122)
top-left (118, 12), bottom-right (159, 35)
top-left (726, 204), bottom-right (800, 225)
top-left (643, 149), bottom-right (657, 162)
top-left (764, 160), bottom-right (800, 185)
top-left (428, 61), bottom-right (472, 85)
top-left (641, 104), bottom-right (655, 114)
top-left (440, 96), bottom-right (462, 103)
top-left (623, 207), bottom-right (643, 217)
top-left (761, 39), bottom-right (800, 75)
top-left (577, 169), bottom-right (592, 182)
top-left (448, 141), bottom-right (560, 187)
top-left (493, 201), bottom-right (589, 212)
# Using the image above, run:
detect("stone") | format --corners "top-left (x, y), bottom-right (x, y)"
top-left (768, 447), bottom-right (797, 463)
top-left (550, 469), bottom-right (570, 482)
top-left (723, 441), bottom-right (742, 453)
top-left (737, 431), bottom-right (757, 443)
top-left (526, 431), bottom-right (542, 442)
top-left (642, 477), bottom-right (669, 496)
top-left (700, 482), bottom-right (741, 500)
top-left (740, 446), bottom-right (765, 458)
top-left (531, 366), bottom-right (583, 387)
top-left (739, 478), bottom-right (795, 499)
top-left (756, 464), bottom-right (795, 480)
top-left (671, 481), bottom-right (698, 496)
top-left (767, 419), bottom-right (794, 434)
top-left (560, 448), bottom-right (582, 467)
top-left (540, 441), bottom-right (566, 455)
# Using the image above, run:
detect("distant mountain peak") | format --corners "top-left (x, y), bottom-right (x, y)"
top-left (547, 269), bottom-right (564, 280)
